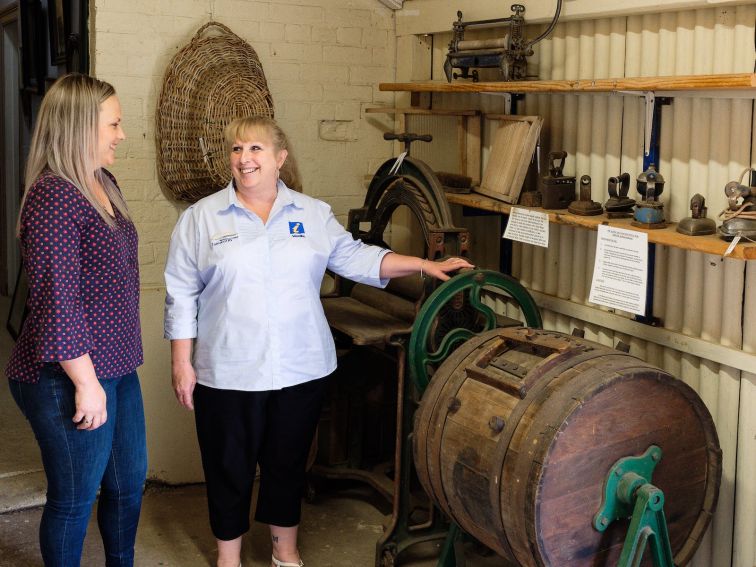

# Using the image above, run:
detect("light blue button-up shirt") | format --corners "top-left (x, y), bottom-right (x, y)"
top-left (164, 181), bottom-right (390, 391)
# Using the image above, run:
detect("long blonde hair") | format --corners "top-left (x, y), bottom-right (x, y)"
top-left (17, 73), bottom-right (131, 234)
top-left (224, 116), bottom-right (303, 192)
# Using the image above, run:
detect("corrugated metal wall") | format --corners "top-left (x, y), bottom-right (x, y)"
top-left (396, 5), bottom-right (756, 566)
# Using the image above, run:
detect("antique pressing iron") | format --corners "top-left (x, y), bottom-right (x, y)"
top-left (676, 194), bottom-right (715, 236)
top-left (632, 164), bottom-right (666, 229)
top-left (444, 1), bottom-right (562, 83)
top-left (568, 175), bottom-right (603, 216)
top-left (718, 167), bottom-right (756, 240)
top-left (540, 150), bottom-right (574, 210)
top-left (604, 173), bottom-right (635, 218)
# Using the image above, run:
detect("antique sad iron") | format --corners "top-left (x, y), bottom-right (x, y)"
top-left (677, 194), bottom-right (715, 236)
top-left (632, 164), bottom-right (666, 229)
top-left (604, 173), bottom-right (635, 218)
top-left (444, 1), bottom-right (562, 82)
top-left (568, 175), bottom-right (603, 215)
top-left (540, 150), bottom-right (574, 210)
top-left (718, 167), bottom-right (756, 241)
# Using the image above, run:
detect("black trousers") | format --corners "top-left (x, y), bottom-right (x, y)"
top-left (194, 377), bottom-right (328, 541)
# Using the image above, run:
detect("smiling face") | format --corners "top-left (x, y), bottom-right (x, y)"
top-left (229, 132), bottom-right (288, 194)
top-left (97, 95), bottom-right (125, 168)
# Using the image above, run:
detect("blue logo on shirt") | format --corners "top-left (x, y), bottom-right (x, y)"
top-left (289, 222), bottom-right (305, 237)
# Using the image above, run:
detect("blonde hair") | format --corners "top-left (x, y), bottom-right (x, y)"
top-left (18, 73), bottom-right (130, 234)
top-left (224, 116), bottom-right (303, 192)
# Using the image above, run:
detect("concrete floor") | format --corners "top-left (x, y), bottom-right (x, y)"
top-left (0, 296), bottom-right (505, 567)
top-left (0, 480), bottom-right (507, 567)
top-left (0, 294), bottom-right (48, 515)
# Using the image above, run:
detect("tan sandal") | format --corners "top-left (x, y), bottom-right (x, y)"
top-left (271, 556), bottom-right (304, 567)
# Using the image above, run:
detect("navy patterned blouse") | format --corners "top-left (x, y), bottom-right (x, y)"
top-left (6, 171), bottom-right (143, 383)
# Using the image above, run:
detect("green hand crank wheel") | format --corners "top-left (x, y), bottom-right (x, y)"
top-left (409, 269), bottom-right (542, 394)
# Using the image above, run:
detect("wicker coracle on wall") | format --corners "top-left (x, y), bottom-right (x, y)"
top-left (156, 21), bottom-right (289, 203)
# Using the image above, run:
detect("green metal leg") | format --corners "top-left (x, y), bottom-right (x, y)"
top-left (593, 446), bottom-right (675, 567)
top-left (437, 523), bottom-right (465, 567)
top-left (617, 485), bottom-right (674, 567)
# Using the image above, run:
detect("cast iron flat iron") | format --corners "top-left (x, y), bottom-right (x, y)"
top-left (568, 175), bottom-right (603, 216)
top-left (632, 164), bottom-right (666, 229)
top-left (604, 173), bottom-right (634, 218)
top-left (540, 150), bottom-right (574, 209)
top-left (677, 194), bottom-right (715, 236)
top-left (718, 167), bottom-right (756, 240)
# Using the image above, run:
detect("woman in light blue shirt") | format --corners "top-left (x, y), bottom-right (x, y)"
top-left (164, 116), bottom-right (470, 567)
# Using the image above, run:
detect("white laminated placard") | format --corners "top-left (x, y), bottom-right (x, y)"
top-left (503, 207), bottom-right (549, 248)
top-left (589, 225), bottom-right (648, 315)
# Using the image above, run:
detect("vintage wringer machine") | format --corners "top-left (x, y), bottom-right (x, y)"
top-left (318, 131), bottom-right (477, 567)
top-left (718, 168), bottom-right (756, 240)
top-left (633, 164), bottom-right (667, 228)
top-left (443, 1), bottom-right (562, 82)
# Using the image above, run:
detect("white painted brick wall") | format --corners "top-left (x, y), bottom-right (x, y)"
top-left (93, 0), bottom-right (396, 288)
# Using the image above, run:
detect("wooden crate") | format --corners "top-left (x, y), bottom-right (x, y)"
top-left (476, 114), bottom-right (542, 204)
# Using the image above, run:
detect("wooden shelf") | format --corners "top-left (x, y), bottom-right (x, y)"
top-left (379, 73), bottom-right (756, 95)
top-left (364, 107), bottom-right (479, 116)
top-left (446, 192), bottom-right (756, 260)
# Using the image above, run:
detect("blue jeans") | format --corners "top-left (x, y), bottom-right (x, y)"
top-left (9, 366), bottom-right (147, 567)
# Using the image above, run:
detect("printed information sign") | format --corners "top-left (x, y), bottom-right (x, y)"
top-left (589, 225), bottom-right (648, 315)
top-left (503, 207), bottom-right (549, 248)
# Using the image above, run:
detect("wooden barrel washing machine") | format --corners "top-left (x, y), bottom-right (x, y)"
top-left (406, 270), bottom-right (722, 567)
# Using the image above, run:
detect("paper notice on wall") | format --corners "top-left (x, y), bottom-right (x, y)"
top-left (503, 207), bottom-right (549, 248)
top-left (589, 225), bottom-right (648, 315)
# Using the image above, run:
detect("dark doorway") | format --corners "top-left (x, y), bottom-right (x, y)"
top-left (1, 3), bottom-right (22, 297)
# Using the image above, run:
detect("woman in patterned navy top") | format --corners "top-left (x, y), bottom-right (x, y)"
top-left (5, 73), bottom-right (147, 567)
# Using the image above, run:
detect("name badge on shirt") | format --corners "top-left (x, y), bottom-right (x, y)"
top-left (289, 222), bottom-right (305, 237)
top-left (211, 232), bottom-right (239, 247)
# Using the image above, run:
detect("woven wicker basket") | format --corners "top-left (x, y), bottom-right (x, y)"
top-left (156, 22), bottom-right (274, 203)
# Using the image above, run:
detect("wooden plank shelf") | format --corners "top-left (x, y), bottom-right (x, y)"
top-left (446, 192), bottom-right (756, 260)
top-left (379, 73), bottom-right (756, 94)
top-left (364, 107), bottom-right (479, 116)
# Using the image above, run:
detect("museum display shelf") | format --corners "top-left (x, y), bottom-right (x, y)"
top-left (446, 192), bottom-right (756, 260)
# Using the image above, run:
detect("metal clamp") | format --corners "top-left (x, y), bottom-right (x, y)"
top-left (594, 445), bottom-right (674, 567)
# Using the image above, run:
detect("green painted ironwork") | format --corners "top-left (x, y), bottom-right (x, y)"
top-left (408, 269), bottom-right (543, 395)
top-left (403, 269), bottom-right (541, 567)
top-left (594, 445), bottom-right (675, 567)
